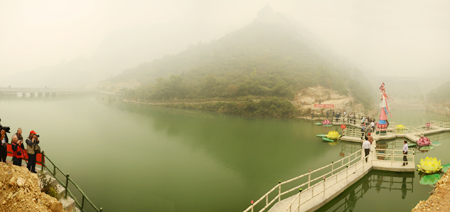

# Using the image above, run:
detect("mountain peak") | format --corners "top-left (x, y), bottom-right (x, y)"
top-left (254, 5), bottom-right (284, 24)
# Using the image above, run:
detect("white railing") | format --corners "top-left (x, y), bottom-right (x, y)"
top-left (343, 128), bottom-right (363, 138)
top-left (281, 151), bottom-right (372, 212)
top-left (373, 148), bottom-right (415, 167)
top-left (243, 146), bottom-right (371, 212)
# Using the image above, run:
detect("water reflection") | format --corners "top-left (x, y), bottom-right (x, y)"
top-left (317, 171), bottom-right (414, 212)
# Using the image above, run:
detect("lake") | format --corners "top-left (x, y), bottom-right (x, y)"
top-left (0, 96), bottom-right (449, 212)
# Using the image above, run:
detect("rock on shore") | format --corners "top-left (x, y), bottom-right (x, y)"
top-left (293, 86), bottom-right (365, 115)
top-left (0, 163), bottom-right (62, 212)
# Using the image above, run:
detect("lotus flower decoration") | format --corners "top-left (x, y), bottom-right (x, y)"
top-left (326, 131), bottom-right (340, 140)
top-left (396, 125), bottom-right (406, 130)
top-left (322, 119), bottom-right (331, 125)
top-left (417, 137), bottom-right (431, 147)
top-left (417, 157), bottom-right (443, 174)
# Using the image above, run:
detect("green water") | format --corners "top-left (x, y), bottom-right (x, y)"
top-left (0, 96), bottom-right (449, 212)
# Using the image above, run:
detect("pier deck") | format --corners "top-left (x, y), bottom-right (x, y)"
top-left (244, 120), bottom-right (450, 212)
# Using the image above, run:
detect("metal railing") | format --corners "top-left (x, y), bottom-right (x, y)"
top-left (41, 152), bottom-right (103, 212)
top-left (243, 145), bottom-right (372, 212)
top-left (280, 151), bottom-right (371, 212)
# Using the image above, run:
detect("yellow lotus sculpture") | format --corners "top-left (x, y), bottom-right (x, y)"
top-left (417, 157), bottom-right (443, 174)
top-left (326, 131), bottom-right (340, 140)
top-left (396, 125), bottom-right (406, 130)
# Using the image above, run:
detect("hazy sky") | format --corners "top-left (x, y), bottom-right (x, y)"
top-left (1, 0), bottom-right (450, 79)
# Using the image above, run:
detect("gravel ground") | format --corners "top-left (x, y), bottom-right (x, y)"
top-left (0, 162), bottom-right (62, 212)
top-left (412, 169), bottom-right (450, 212)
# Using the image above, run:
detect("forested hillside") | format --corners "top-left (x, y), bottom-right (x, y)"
top-left (428, 80), bottom-right (450, 104)
top-left (106, 6), bottom-right (373, 110)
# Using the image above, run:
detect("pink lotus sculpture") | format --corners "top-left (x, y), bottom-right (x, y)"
top-left (322, 119), bottom-right (331, 125)
top-left (417, 137), bottom-right (431, 147)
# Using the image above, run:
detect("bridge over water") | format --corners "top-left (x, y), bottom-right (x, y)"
top-left (0, 87), bottom-right (94, 98)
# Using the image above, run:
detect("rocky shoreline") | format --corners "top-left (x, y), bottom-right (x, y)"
top-left (412, 169), bottom-right (450, 212)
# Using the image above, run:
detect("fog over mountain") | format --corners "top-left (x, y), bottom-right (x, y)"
top-left (2, 24), bottom-right (218, 88)
top-left (1, 0), bottom-right (450, 91)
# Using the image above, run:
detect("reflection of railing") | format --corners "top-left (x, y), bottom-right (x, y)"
top-left (243, 146), bottom-right (372, 212)
top-left (324, 174), bottom-right (413, 212)
top-left (42, 153), bottom-right (103, 212)
top-left (340, 144), bottom-right (361, 155)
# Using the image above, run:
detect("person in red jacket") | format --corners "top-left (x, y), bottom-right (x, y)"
top-left (11, 134), bottom-right (25, 166)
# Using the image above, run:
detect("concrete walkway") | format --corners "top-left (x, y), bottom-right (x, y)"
top-left (266, 140), bottom-right (415, 212)
top-left (268, 160), bottom-right (414, 212)
top-left (268, 159), bottom-right (371, 212)
top-left (341, 127), bottom-right (450, 143)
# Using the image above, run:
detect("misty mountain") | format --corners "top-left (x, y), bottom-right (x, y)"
top-left (3, 24), bottom-right (207, 88)
top-left (108, 6), bottom-right (373, 108)
top-left (428, 80), bottom-right (450, 104)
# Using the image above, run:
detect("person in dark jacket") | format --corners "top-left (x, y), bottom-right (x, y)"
top-left (11, 134), bottom-right (25, 166)
top-left (0, 129), bottom-right (8, 163)
top-left (26, 130), bottom-right (40, 173)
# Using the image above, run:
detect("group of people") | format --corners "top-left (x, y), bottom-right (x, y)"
top-left (361, 117), bottom-right (376, 136)
top-left (0, 128), bottom-right (41, 173)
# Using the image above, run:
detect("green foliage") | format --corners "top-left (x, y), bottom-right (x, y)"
top-left (113, 21), bottom-right (373, 109)
top-left (38, 173), bottom-right (58, 198)
top-left (162, 97), bottom-right (298, 118)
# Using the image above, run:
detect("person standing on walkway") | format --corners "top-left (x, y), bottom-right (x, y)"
top-left (402, 140), bottom-right (408, 166)
top-left (370, 121), bottom-right (375, 132)
top-left (0, 129), bottom-right (8, 163)
top-left (11, 134), bottom-right (24, 166)
top-left (326, 110), bottom-right (329, 119)
top-left (26, 130), bottom-right (39, 173)
top-left (362, 137), bottom-right (371, 162)
top-left (367, 133), bottom-right (374, 144)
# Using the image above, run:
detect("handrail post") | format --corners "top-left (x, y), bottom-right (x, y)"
top-left (64, 173), bottom-right (70, 199)
top-left (278, 180), bottom-right (281, 202)
top-left (346, 165), bottom-right (348, 183)
top-left (331, 162), bottom-right (334, 175)
top-left (308, 170), bottom-right (311, 188)
top-left (363, 154), bottom-right (365, 170)
top-left (371, 150), bottom-right (373, 166)
top-left (323, 177), bottom-right (326, 198)
top-left (41, 151), bottom-right (45, 171)
top-left (251, 200), bottom-right (254, 212)
top-left (297, 188), bottom-right (302, 211)
top-left (81, 195), bottom-right (85, 210)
